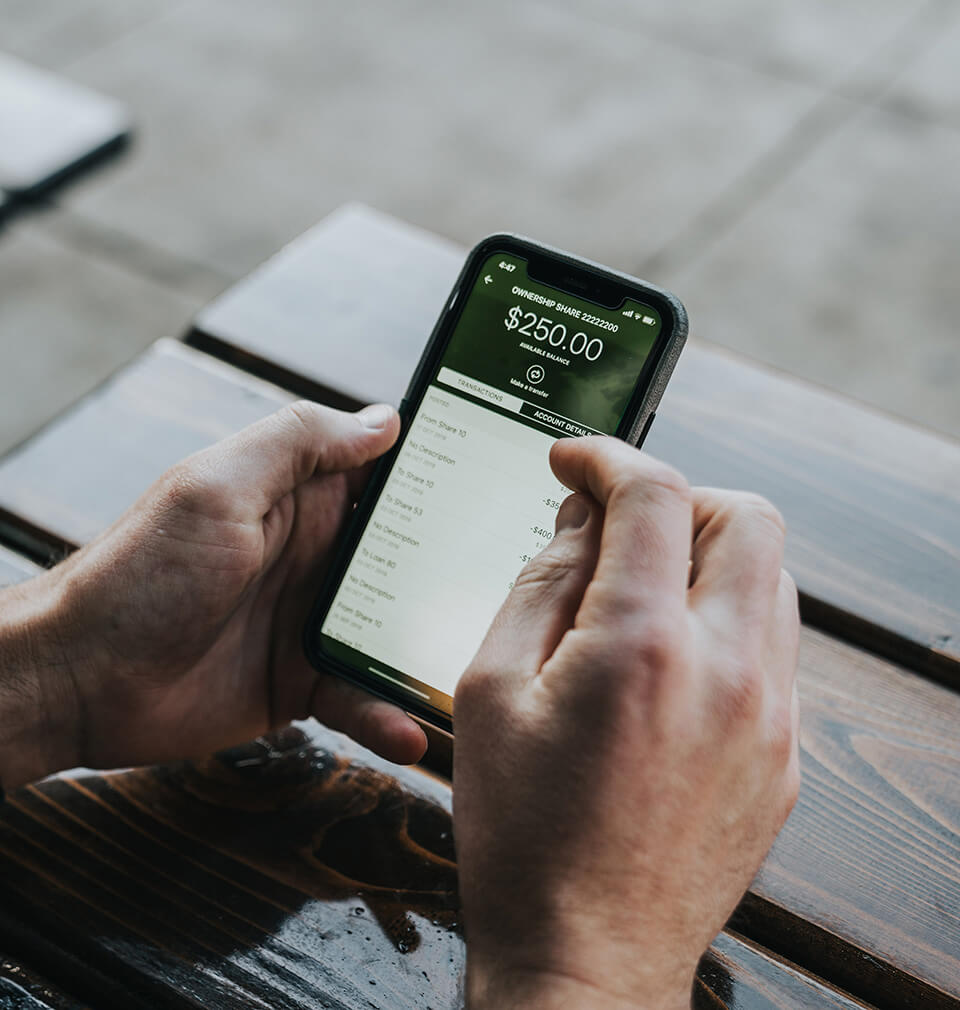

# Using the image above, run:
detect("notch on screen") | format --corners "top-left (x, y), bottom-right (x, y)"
top-left (525, 254), bottom-right (626, 310)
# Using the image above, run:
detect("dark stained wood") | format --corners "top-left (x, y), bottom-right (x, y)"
top-left (647, 347), bottom-right (960, 689)
top-left (0, 209), bottom-right (955, 1005)
top-left (0, 340), bottom-right (293, 558)
top-left (736, 628), bottom-right (960, 1008)
top-left (697, 933), bottom-right (875, 1010)
top-left (0, 727), bottom-right (461, 1010)
top-left (0, 546), bottom-right (41, 589)
top-left (0, 955), bottom-right (90, 1009)
top-left (0, 724), bottom-right (878, 1010)
top-left (189, 206), bottom-right (960, 686)
top-left (2, 625), bottom-right (945, 1004)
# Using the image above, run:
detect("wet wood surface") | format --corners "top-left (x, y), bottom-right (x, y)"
top-left (190, 206), bottom-right (960, 686)
top-left (0, 954), bottom-right (90, 1009)
top-left (0, 339), bottom-right (293, 558)
top-left (0, 724), bottom-right (876, 1010)
top-left (0, 633), bottom-right (952, 1008)
top-left (0, 545), bottom-right (40, 589)
top-left (701, 934), bottom-right (875, 1010)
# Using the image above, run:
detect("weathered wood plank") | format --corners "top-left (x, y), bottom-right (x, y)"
top-left (189, 204), bottom-right (464, 409)
top-left (0, 955), bottom-right (90, 1009)
top-left (2, 611), bottom-right (947, 1002)
top-left (0, 546), bottom-right (41, 589)
top-left (0, 725), bottom-right (878, 1010)
top-left (744, 628), bottom-right (960, 1007)
top-left (699, 934), bottom-right (875, 1010)
top-left (189, 205), bottom-right (960, 685)
top-left (646, 348), bottom-right (960, 688)
top-left (0, 209), bottom-right (954, 1004)
top-left (0, 339), bottom-right (293, 557)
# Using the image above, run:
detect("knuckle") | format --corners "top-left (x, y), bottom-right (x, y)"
top-left (156, 460), bottom-right (211, 512)
top-left (766, 699), bottom-right (796, 763)
top-left (623, 459), bottom-right (691, 505)
top-left (781, 760), bottom-right (802, 819)
top-left (582, 606), bottom-right (687, 694)
top-left (156, 447), bottom-right (240, 522)
top-left (282, 399), bottom-right (324, 436)
top-left (780, 567), bottom-right (798, 599)
top-left (512, 544), bottom-right (576, 595)
top-left (715, 656), bottom-right (765, 724)
top-left (732, 492), bottom-right (786, 541)
top-left (454, 663), bottom-right (501, 712)
top-left (634, 617), bottom-right (681, 674)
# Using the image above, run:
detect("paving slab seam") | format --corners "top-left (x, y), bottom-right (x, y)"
top-left (543, 0), bottom-right (841, 93)
top-left (636, 0), bottom-right (959, 279)
top-left (47, 0), bottom-right (201, 77)
top-left (20, 206), bottom-right (235, 303)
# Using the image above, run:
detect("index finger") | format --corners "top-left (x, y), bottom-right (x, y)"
top-left (549, 437), bottom-right (692, 613)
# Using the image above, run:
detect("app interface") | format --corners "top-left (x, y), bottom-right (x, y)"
top-left (320, 252), bottom-right (663, 708)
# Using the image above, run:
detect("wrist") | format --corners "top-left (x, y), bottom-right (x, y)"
top-left (0, 564), bottom-right (85, 788)
top-left (466, 955), bottom-right (691, 1010)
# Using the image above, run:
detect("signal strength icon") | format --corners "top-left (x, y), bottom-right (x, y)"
top-left (621, 309), bottom-right (634, 318)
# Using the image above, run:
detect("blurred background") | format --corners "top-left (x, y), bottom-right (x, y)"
top-left (1, 0), bottom-right (958, 456)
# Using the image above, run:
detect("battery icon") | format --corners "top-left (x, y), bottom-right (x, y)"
top-left (641, 315), bottom-right (656, 325)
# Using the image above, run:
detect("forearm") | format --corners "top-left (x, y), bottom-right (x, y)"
top-left (0, 567), bottom-right (82, 789)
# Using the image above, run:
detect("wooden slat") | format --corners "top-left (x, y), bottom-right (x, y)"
top-left (699, 934), bottom-right (875, 1010)
top-left (0, 725), bottom-right (875, 1010)
top-left (743, 628), bottom-right (960, 1007)
top-left (190, 204), bottom-right (464, 409)
top-left (646, 348), bottom-right (960, 688)
top-left (0, 955), bottom-right (90, 1009)
top-left (0, 544), bottom-right (41, 588)
top-left (0, 211), bottom-right (954, 1003)
top-left (2, 638), bottom-right (955, 1007)
top-left (0, 340), bottom-right (293, 557)
top-left (189, 205), bottom-right (960, 686)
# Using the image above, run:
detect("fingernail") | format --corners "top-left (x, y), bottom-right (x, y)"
top-left (555, 494), bottom-right (590, 533)
top-left (357, 403), bottom-right (395, 430)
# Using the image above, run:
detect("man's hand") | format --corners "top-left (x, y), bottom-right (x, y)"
top-left (0, 401), bottom-right (427, 787)
top-left (454, 437), bottom-right (800, 1010)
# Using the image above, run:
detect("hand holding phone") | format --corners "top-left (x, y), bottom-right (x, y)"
top-left (305, 235), bottom-right (688, 730)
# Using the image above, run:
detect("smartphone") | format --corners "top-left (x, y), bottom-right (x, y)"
top-left (304, 235), bottom-right (687, 732)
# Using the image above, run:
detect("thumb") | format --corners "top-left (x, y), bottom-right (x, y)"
top-left (471, 493), bottom-right (603, 685)
top-left (186, 400), bottom-right (400, 517)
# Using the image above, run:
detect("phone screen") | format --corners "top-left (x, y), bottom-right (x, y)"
top-left (318, 250), bottom-right (665, 718)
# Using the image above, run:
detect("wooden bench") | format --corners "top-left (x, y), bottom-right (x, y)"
top-left (0, 205), bottom-right (957, 1009)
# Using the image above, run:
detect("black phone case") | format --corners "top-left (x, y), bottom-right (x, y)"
top-left (303, 233), bottom-right (688, 733)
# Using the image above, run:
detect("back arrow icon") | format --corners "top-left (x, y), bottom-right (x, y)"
top-left (484, 275), bottom-right (493, 284)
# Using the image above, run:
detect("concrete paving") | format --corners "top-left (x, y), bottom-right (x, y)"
top-left (1, 0), bottom-right (958, 454)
